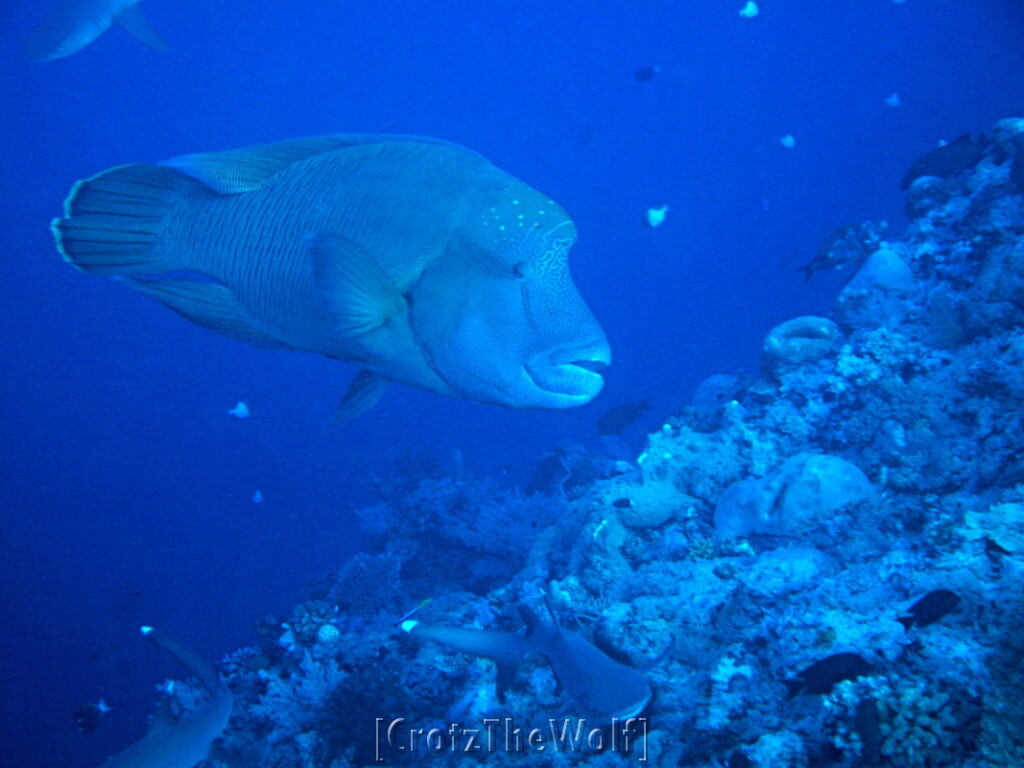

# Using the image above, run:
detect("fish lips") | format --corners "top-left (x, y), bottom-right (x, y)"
top-left (524, 344), bottom-right (611, 404)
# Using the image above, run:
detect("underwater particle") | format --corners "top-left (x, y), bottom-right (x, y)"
top-left (228, 401), bottom-right (250, 418)
top-left (74, 699), bottom-right (111, 734)
top-left (780, 134), bottom-right (796, 149)
top-left (252, 490), bottom-right (263, 504)
top-left (884, 93), bottom-right (901, 107)
top-left (900, 133), bottom-right (989, 189)
top-left (739, 1), bottom-right (759, 18)
top-left (897, 589), bottom-right (960, 631)
top-left (597, 398), bottom-right (652, 435)
top-left (783, 652), bottom-right (873, 698)
top-left (634, 65), bottom-right (661, 82)
top-left (645, 205), bottom-right (669, 228)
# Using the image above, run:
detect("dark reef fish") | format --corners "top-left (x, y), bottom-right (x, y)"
top-left (796, 222), bottom-right (884, 281)
top-left (900, 134), bottom-right (989, 190)
top-left (597, 398), bottom-right (651, 435)
top-left (783, 652), bottom-right (873, 698)
top-left (897, 589), bottom-right (961, 631)
top-left (54, 135), bottom-right (610, 420)
top-left (403, 599), bottom-right (672, 719)
top-left (526, 451), bottom-right (571, 496)
top-left (23, 0), bottom-right (168, 61)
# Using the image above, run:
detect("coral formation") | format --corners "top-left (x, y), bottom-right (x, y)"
top-left (141, 118), bottom-right (1024, 767)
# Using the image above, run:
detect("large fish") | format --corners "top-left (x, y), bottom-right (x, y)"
top-left (23, 0), bottom-right (168, 61)
top-left (54, 135), bottom-right (610, 419)
top-left (900, 134), bottom-right (988, 190)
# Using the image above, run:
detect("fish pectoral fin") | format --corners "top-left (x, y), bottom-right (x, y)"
top-left (115, 4), bottom-right (169, 52)
top-left (124, 278), bottom-right (293, 350)
top-left (333, 369), bottom-right (388, 423)
top-left (308, 232), bottom-right (406, 339)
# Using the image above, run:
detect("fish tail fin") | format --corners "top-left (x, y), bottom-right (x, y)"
top-left (796, 264), bottom-right (814, 282)
top-left (897, 616), bottom-right (914, 632)
top-left (53, 164), bottom-right (192, 277)
top-left (115, 4), bottom-right (170, 53)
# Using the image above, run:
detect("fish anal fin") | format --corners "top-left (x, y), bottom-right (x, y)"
top-left (333, 369), bottom-right (388, 423)
top-left (115, 4), bottom-right (169, 52)
top-left (124, 277), bottom-right (292, 350)
top-left (308, 232), bottom-right (406, 339)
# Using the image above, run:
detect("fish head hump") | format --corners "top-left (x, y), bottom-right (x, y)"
top-left (408, 178), bottom-right (610, 409)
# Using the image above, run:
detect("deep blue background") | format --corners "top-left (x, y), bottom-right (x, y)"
top-left (1, 1), bottom-right (1022, 766)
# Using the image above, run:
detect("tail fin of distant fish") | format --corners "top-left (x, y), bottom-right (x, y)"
top-left (896, 615), bottom-right (915, 632)
top-left (114, 4), bottom-right (169, 53)
top-left (23, 1), bottom-right (168, 62)
top-left (54, 163), bottom-right (193, 277)
top-left (796, 264), bottom-right (814, 282)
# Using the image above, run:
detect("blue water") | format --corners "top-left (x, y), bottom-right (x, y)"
top-left (1, 1), bottom-right (1022, 766)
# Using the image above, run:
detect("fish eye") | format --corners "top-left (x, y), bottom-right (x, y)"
top-left (512, 262), bottom-right (528, 280)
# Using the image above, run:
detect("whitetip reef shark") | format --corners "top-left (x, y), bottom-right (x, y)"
top-left (23, 0), bottom-right (167, 61)
top-left (403, 600), bottom-right (673, 720)
top-left (94, 626), bottom-right (233, 768)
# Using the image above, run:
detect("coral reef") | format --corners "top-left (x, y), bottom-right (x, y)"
top-left (155, 118), bottom-right (1024, 767)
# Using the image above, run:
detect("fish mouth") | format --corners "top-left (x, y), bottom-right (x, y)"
top-left (525, 345), bottom-right (611, 401)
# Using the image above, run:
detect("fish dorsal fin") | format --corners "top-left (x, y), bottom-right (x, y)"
top-left (115, 4), bottom-right (169, 52)
top-left (333, 369), bottom-right (389, 423)
top-left (162, 134), bottom-right (478, 195)
top-left (307, 232), bottom-right (406, 338)
top-left (162, 137), bottom-right (359, 194)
